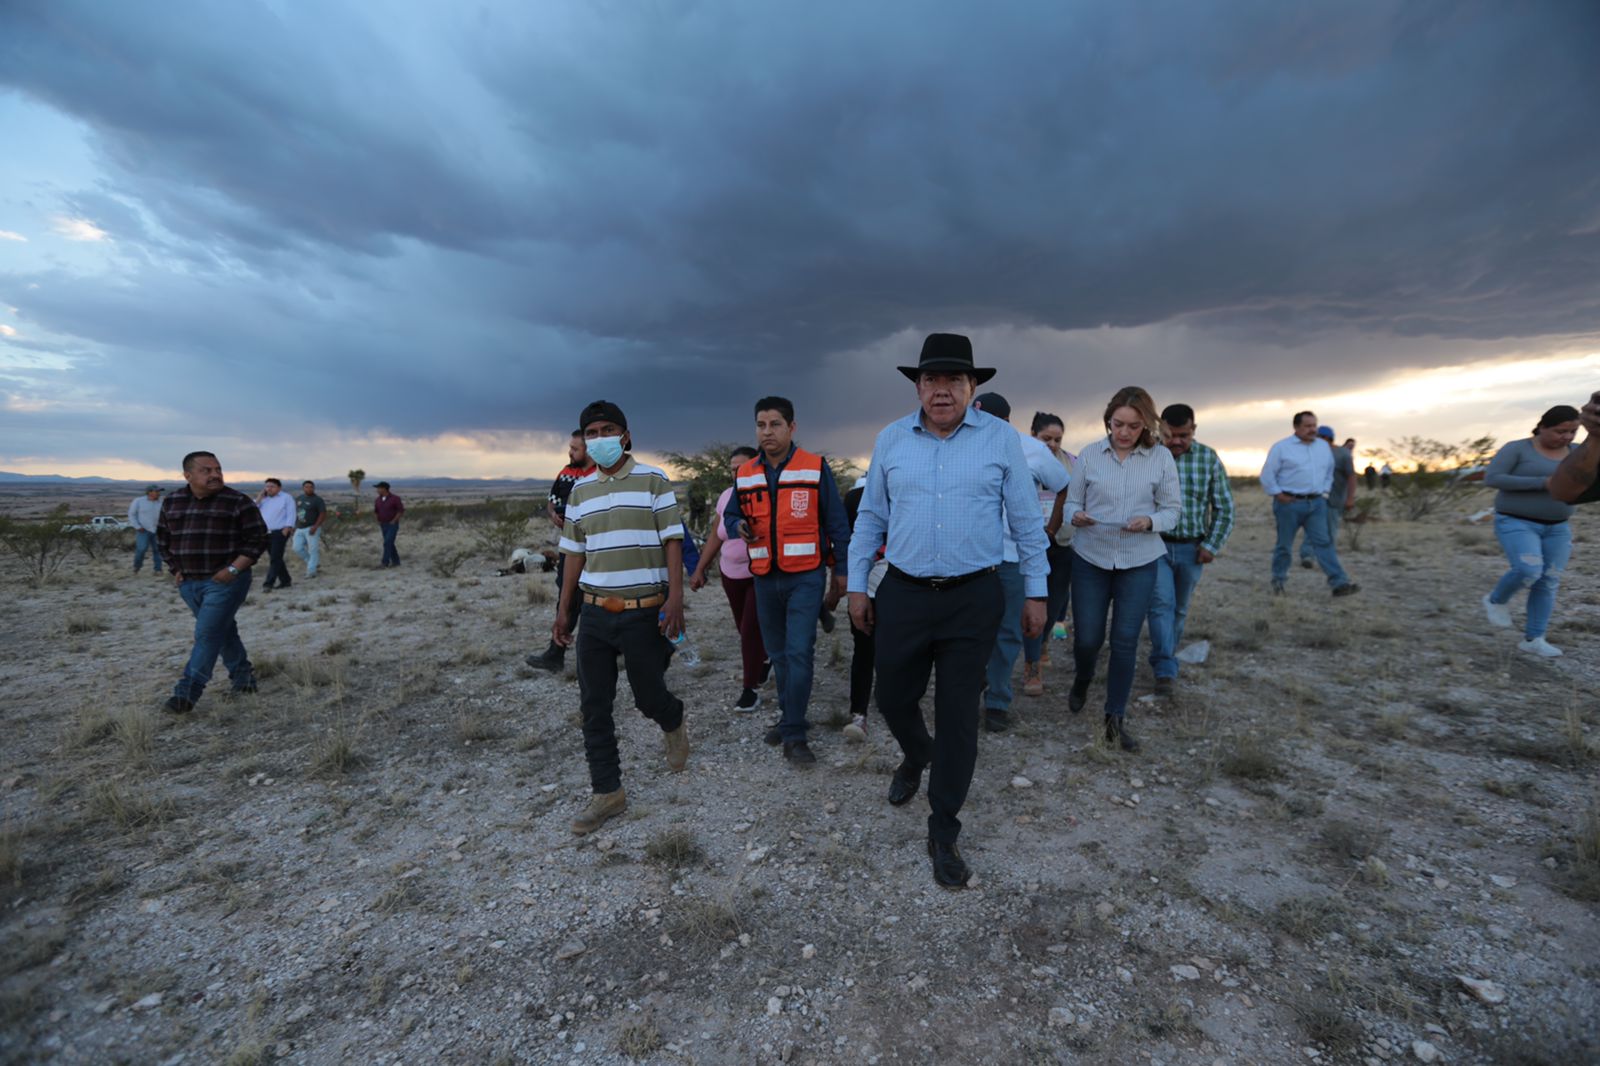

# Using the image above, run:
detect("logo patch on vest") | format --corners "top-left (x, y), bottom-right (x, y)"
top-left (789, 493), bottom-right (811, 519)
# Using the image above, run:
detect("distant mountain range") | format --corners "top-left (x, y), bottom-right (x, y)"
top-left (0, 471), bottom-right (122, 484)
top-left (0, 472), bottom-right (552, 488)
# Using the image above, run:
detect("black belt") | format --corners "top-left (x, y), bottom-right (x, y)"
top-left (886, 564), bottom-right (997, 591)
top-left (1496, 512), bottom-right (1568, 526)
top-left (1161, 535), bottom-right (1203, 544)
top-left (1285, 492), bottom-right (1324, 499)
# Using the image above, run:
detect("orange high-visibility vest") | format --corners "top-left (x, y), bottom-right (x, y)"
top-left (735, 449), bottom-right (825, 575)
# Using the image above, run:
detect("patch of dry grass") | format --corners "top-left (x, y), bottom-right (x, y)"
top-left (87, 781), bottom-right (171, 831)
top-left (1220, 735), bottom-right (1284, 781)
top-left (65, 610), bottom-right (109, 634)
top-left (617, 1014), bottom-right (665, 1058)
top-left (644, 827), bottom-right (704, 868)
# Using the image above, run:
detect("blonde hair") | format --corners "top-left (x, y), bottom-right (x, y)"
top-left (1103, 386), bottom-right (1161, 448)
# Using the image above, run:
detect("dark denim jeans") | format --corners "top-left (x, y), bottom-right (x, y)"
top-left (174, 574), bottom-right (254, 701)
top-left (133, 530), bottom-right (162, 573)
top-left (1071, 555), bottom-right (1157, 718)
top-left (983, 561), bottom-right (1025, 710)
top-left (754, 567), bottom-right (826, 742)
top-left (263, 530), bottom-right (292, 588)
top-left (1023, 543), bottom-right (1073, 663)
top-left (1147, 541), bottom-right (1205, 680)
top-left (575, 603), bottom-right (684, 793)
top-left (380, 522), bottom-right (401, 566)
top-left (1271, 498), bottom-right (1349, 587)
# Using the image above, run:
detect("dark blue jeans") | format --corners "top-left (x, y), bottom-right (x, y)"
top-left (1147, 541), bottom-right (1205, 680)
top-left (174, 574), bottom-right (254, 701)
top-left (983, 561), bottom-right (1025, 710)
top-left (1271, 498), bottom-right (1349, 587)
top-left (380, 522), bottom-right (401, 566)
top-left (1071, 555), bottom-right (1157, 719)
top-left (754, 567), bottom-right (826, 742)
top-left (1023, 543), bottom-right (1073, 663)
top-left (133, 530), bottom-right (162, 573)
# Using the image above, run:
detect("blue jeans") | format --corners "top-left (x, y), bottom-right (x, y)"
top-left (1489, 515), bottom-right (1572, 640)
top-left (1147, 541), bottom-right (1205, 679)
top-left (133, 530), bottom-right (162, 573)
top-left (293, 527), bottom-right (320, 576)
top-left (1272, 498), bottom-right (1350, 588)
top-left (1071, 556), bottom-right (1157, 718)
top-left (174, 574), bottom-right (254, 701)
top-left (1023, 543), bottom-right (1073, 664)
top-left (380, 522), bottom-right (401, 566)
top-left (984, 561), bottom-right (1025, 710)
top-left (1298, 503), bottom-right (1344, 561)
top-left (754, 567), bottom-right (826, 742)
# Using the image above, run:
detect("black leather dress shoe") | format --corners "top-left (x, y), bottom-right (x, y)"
top-left (982, 707), bottom-right (1011, 733)
top-left (887, 760), bottom-right (923, 806)
top-left (927, 837), bottom-right (971, 888)
top-left (1105, 715), bottom-right (1140, 752)
top-left (782, 740), bottom-right (816, 766)
top-left (1068, 682), bottom-right (1088, 714)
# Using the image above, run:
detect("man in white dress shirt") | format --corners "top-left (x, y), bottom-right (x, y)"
top-left (1260, 412), bottom-right (1359, 597)
top-left (255, 478), bottom-right (298, 591)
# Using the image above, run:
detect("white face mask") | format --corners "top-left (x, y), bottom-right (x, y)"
top-left (588, 436), bottom-right (625, 467)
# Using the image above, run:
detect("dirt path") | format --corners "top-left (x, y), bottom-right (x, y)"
top-left (2, 491), bottom-right (1596, 1064)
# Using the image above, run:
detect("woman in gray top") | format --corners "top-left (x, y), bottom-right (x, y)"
top-left (1482, 405), bottom-right (1580, 657)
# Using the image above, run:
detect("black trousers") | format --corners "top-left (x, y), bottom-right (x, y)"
top-left (576, 603), bottom-right (684, 794)
top-left (263, 530), bottom-right (292, 588)
top-left (849, 621), bottom-right (875, 714)
top-left (873, 569), bottom-right (1004, 844)
top-left (554, 554), bottom-right (580, 638)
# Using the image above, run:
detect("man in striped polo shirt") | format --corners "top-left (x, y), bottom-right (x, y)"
top-left (552, 400), bottom-right (689, 834)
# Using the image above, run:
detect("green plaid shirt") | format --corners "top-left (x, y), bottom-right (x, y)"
top-left (1171, 441), bottom-right (1235, 552)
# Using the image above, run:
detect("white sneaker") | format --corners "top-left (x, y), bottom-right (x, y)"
top-left (842, 714), bottom-right (867, 742)
top-left (1518, 637), bottom-right (1562, 658)
top-left (1482, 594), bottom-right (1512, 628)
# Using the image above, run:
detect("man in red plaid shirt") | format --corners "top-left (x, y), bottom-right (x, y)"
top-left (156, 451), bottom-right (268, 713)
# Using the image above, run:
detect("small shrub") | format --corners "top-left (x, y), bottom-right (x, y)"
top-left (458, 645), bottom-right (494, 666)
top-left (88, 782), bottom-right (171, 830)
top-left (114, 708), bottom-right (158, 764)
top-left (1221, 736), bottom-right (1283, 781)
top-left (644, 828), bottom-right (704, 868)
top-left (310, 720), bottom-right (361, 775)
top-left (454, 712), bottom-right (502, 744)
top-left (666, 897), bottom-right (742, 943)
top-left (353, 590), bottom-right (373, 605)
top-left (1320, 818), bottom-right (1388, 861)
top-left (618, 1015), bottom-right (665, 1058)
top-left (67, 703), bottom-right (117, 749)
top-left (0, 506), bottom-right (83, 585)
top-left (525, 579), bottom-right (553, 606)
top-left (430, 549), bottom-right (472, 578)
top-left (1273, 895), bottom-right (1348, 941)
top-left (322, 638), bottom-right (351, 657)
top-left (65, 611), bottom-right (109, 635)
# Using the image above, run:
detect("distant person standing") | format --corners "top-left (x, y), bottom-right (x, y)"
top-left (971, 392), bottom-right (1067, 733)
top-left (689, 446), bottom-right (768, 712)
top-left (292, 480), bottom-right (326, 578)
top-left (528, 432), bottom-right (597, 673)
top-left (1145, 404), bottom-right (1234, 698)
top-left (127, 484), bottom-right (164, 574)
top-left (1547, 390), bottom-right (1600, 505)
top-left (1260, 412), bottom-right (1359, 597)
top-left (373, 481), bottom-right (404, 568)
top-left (1363, 463), bottom-right (1378, 491)
top-left (156, 451), bottom-right (268, 713)
top-left (724, 396), bottom-right (850, 766)
top-left (1020, 412), bottom-right (1075, 697)
top-left (1483, 405), bottom-right (1581, 658)
top-left (848, 334), bottom-right (1048, 889)
top-left (553, 400), bottom-right (688, 835)
top-left (1379, 463), bottom-right (1392, 490)
top-left (1298, 426), bottom-right (1355, 567)
top-left (255, 478), bottom-right (297, 591)
top-left (1065, 387), bottom-right (1180, 753)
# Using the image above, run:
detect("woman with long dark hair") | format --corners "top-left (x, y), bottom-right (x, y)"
top-left (1483, 405), bottom-right (1581, 657)
top-left (1064, 387), bottom-right (1180, 752)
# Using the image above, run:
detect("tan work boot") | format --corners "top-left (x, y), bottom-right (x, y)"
top-left (663, 722), bottom-right (689, 772)
top-left (571, 788), bottom-right (626, 835)
top-left (1022, 661), bottom-right (1044, 698)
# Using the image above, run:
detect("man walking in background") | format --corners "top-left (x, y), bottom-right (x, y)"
top-left (1261, 411), bottom-right (1359, 597)
top-left (293, 480), bottom-right (326, 578)
top-left (373, 481), bottom-right (404, 568)
top-left (157, 451), bottom-right (268, 714)
top-left (127, 484), bottom-right (164, 574)
top-left (724, 396), bottom-right (850, 766)
top-left (256, 477), bottom-right (297, 591)
top-left (1298, 426), bottom-right (1355, 568)
top-left (1146, 404), bottom-right (1234, 697)
top-left (529, 431), bottom-right (596, 673)
top-left (971, 391), bottom-right (1066, 733)
top-left (553, 400), bottom-right (689, 835)
top-left (849, 334), bottom-right (1048, 889)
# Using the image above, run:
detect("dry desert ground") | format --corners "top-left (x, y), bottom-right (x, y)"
top-left (1, 487), bottom-right (1597, 1065)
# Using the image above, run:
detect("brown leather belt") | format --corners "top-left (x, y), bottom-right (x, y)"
top-left (583, 591), bottom-right (667, 613)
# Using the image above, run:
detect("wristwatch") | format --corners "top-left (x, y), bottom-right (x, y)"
top-left (226, 565), bottom-right (240, 576)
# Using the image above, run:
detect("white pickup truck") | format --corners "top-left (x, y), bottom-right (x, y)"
top-left (63, 516), bottom-right (133, 533)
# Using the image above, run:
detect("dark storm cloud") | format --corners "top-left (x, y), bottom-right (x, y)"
top-left (1, 0), bottom-right (1597, 462)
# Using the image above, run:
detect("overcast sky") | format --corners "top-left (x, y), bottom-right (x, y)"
top-left (2, 0), bottom-right (1597, 481)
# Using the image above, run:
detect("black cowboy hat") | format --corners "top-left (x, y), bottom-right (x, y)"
top-left (897, 333), bottom-right (996, 385)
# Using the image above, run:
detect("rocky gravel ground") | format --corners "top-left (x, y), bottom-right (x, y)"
top-left (2, 490), bottom-right (1597, 1065)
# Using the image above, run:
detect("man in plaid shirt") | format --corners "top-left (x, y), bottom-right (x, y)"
top-left (1146, 405), bottom-right (1234, 696)
top-left (156, 451), bottom-right (268, 714)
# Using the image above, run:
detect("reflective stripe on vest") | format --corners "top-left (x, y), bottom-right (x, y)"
top-left (736, 449), bottom-right (826, 575)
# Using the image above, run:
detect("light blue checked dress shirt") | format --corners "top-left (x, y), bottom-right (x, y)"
top-left (848, 406), bottom-right (1050, 598)
top-left (1065, 437), bottom-right (1182, 570)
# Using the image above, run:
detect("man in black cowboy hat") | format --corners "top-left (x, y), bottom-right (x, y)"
top-left (848, 333), bottom-right (1050, 888)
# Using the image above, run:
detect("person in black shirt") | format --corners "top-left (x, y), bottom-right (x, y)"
top-left (529, 432), bottom-right (596, 672)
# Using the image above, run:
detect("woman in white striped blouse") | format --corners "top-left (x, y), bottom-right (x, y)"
top-left (1064, 386), bottom-right (1181, 752)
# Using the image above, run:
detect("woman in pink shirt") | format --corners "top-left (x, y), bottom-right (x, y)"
top-left (689, 447), bottom-right (769, 712)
